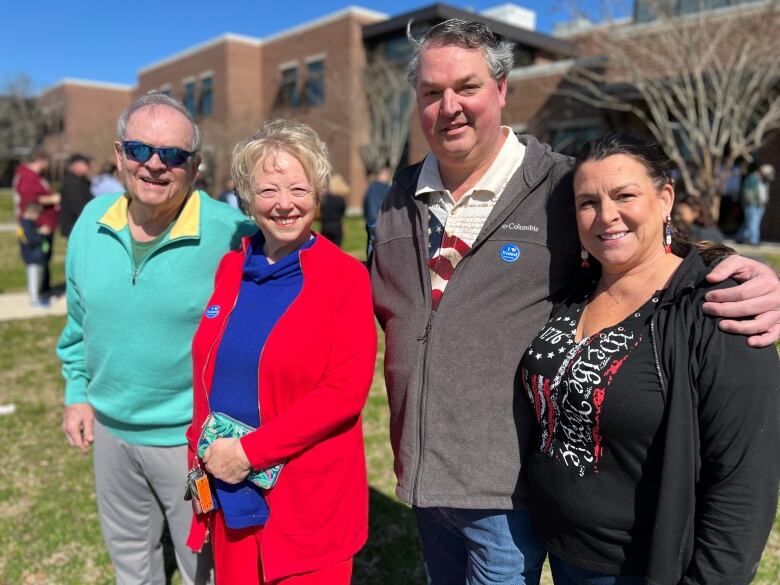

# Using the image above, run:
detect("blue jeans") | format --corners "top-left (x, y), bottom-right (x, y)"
top-left (413, 506), bottom-right (547, 585)
top-left (549, 555), bottom-right (643, 585)
top-left (736, 203), bottom-right (765, 245)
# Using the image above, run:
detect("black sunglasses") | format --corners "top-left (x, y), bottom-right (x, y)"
top-left (122, 140), bottom-right (194, 167)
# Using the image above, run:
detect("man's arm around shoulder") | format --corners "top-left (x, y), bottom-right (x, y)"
top-left (703, 254), bottom-right (780, 347)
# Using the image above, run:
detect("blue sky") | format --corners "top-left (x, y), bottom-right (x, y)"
top-left (5, 0), bottom-right (630, 93)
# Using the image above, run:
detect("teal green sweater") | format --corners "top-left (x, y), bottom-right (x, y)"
top-left (57, 191), bottom-right (257, 446)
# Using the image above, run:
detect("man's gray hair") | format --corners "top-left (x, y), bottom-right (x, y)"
top-left (116, 92), bottom-right (202, 153)
top-left (407, 19), bottom-right (514, 87)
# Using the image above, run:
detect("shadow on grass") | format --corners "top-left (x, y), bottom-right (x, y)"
top-left (161, 488), bottom-right (424, 585)
top-left (355, 488), bottom-right (425, 584)
top-left (163, 524), bottom-right (178, 585)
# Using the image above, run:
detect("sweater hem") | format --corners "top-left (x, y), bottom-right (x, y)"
top-left (397, 484), bottom-right (532, 510)
top-left (96, 413), bottom-right (189, 447)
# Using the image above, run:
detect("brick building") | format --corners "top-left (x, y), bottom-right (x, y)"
top-left (38, 79), bottom-right (133, 178)
top-left (361, 3), bottom-right (576, 166)
top-left (32, 1), bottom-right (780, 238)
top-left (129, 4), bottom-right (575, 209)
top-left (135, 7), bottom-right (384, 208)
top-left (34, 4), bottom-right (577, 211)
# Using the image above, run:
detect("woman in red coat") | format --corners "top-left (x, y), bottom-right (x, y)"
top-left (186, 119), bottom-right (377, 584)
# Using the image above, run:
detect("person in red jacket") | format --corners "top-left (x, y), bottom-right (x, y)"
top-left (12, 150), bottom-right (60, 298)
top-left (186, 119), bottom-right (376, 584)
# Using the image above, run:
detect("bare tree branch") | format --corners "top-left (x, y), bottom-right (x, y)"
top-left (561, 0), bottom-right (780, 214)
top-left (0, 75), bottom-right (44, 160)
top-left (360, 57), bottom-right (413, 175)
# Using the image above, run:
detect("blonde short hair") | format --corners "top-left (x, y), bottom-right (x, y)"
top-left (232, 119), bottom-right (331, 210)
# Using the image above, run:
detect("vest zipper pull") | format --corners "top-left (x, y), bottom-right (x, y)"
top-left (418, 311), bottom-right (436, 342)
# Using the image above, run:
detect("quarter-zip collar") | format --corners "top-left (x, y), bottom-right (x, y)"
top-left (97, 189), bottom-right (202, 242)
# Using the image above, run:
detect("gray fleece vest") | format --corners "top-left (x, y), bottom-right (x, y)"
top-left (371, 135), bottom-right (581, 509)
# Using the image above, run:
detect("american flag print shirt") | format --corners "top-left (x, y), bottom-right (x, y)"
top-left (415, 129), bottom-right (526, 309)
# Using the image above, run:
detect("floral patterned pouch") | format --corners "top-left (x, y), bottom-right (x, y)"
top-left (197, 411), bottom-right (283, 489)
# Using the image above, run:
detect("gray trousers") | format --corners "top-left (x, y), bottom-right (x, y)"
top-left (26, 264), bottom-right (43, 303)
top-left (93, 421), bottom-right (213, 585)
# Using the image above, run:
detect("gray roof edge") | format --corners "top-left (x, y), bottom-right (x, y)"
top-left (362, 3), bottom-right (576, 58)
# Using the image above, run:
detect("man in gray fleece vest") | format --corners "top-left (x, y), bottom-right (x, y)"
top-left (370, 18), bottom-right (780, 585)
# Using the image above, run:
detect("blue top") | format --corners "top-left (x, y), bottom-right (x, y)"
top-left (208, 231), bottom-right (315, 529)
top-left (19, 218), bottom-right (47, 264)
top-left (363, 180), bottom-right (391, 228)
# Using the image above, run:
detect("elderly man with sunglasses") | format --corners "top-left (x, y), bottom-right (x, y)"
top-left (57, 93), bottom-right (255, 585)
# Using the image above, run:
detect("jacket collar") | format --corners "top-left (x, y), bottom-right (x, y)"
top-left (397, 133), bottom-right (560, 196)
top-left (395, 133), bottom-right (566, 254)
top-left (517, 134), bottom-right (565, 188)
top-left (564, 246), bottom-right (707, 312)
top-left (98, 190), bottom-right (202, 241)
top-left (656, 246), bottom-right (707, 307)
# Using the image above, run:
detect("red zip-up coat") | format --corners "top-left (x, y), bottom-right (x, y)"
top-left (186, 235), bottom-right (377, 581)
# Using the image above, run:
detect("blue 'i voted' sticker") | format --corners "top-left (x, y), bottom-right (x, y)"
top-left (205, 305), bottom-right (221, 319)
top-left (500, 244), bottom-right (521, 263)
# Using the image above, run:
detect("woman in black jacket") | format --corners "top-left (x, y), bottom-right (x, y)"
top-left (319, 173), bottom-right (348, 247)
top-left (519, 131), bottom-right (778, 585)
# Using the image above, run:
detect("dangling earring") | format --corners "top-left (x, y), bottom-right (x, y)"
top-left (664, 215), bottom-right (672, 254)
top-left (580, 248), bottom-right (590, 268)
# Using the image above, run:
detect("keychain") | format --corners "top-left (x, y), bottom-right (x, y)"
top-left (185, 465), bottom-right (214, 513)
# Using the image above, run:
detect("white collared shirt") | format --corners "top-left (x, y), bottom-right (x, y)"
top-left (415, 127), bottom-right (525, 246)
top-left (414, 128), bottom-right (526, 307)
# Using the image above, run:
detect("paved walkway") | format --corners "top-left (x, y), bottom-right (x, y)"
top-left (0, 291), bottom-right (67, 321)
top-left (0, 239), bottom-right (777, 323)
top-left (724, 239), bottom-right (780, 256)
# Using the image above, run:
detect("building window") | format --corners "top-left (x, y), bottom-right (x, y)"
top-left (304, 60), bottom-right (325, 106)
top-left (183, 79), bottom-right (196, 115)
top-left (42, 108), bottom-right (65, 135)
top-left (384, 35), bottom-right (412, 62)
top-left (199, 76), bottom-right (213, 116)
top-left (279, 66), bottom-right (299, 108)
top-left (550, 122), bottom-right (601, 156)
top-left (635, 0), bottom-right (758, 22)
top-left (512, 47), bottom-right (534, 68)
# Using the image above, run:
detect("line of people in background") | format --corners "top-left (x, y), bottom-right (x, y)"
top-left (13, 150), bottom-right (59, 307)
top-left (736, 163), bottom-right (775, 246)
top-left (12, 151), bottom-right (125, 308)
top-left (713, 161), bottom-right (776, 245)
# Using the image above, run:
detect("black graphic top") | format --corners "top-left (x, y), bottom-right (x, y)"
top-left (520, 286), bottom-right (666, 575)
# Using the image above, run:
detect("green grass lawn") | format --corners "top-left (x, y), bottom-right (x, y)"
top-left (1, 318), bottom-right (777, 584)
top-left (0, 230), bottom-right (66, 293)
top-left (763, 253), bottom-right (780, 273)
top-left (0, 211), bottom-right (777, 584)
top-left (0, 188), bottom-right (14, 224)
top-left (0, 315), bottom-right (427, 585)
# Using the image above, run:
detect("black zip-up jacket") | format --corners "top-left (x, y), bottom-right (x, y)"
top-left (60, 171), bottom-right (93, 237)
top-left (645, 249), bottom-right (778, 584)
